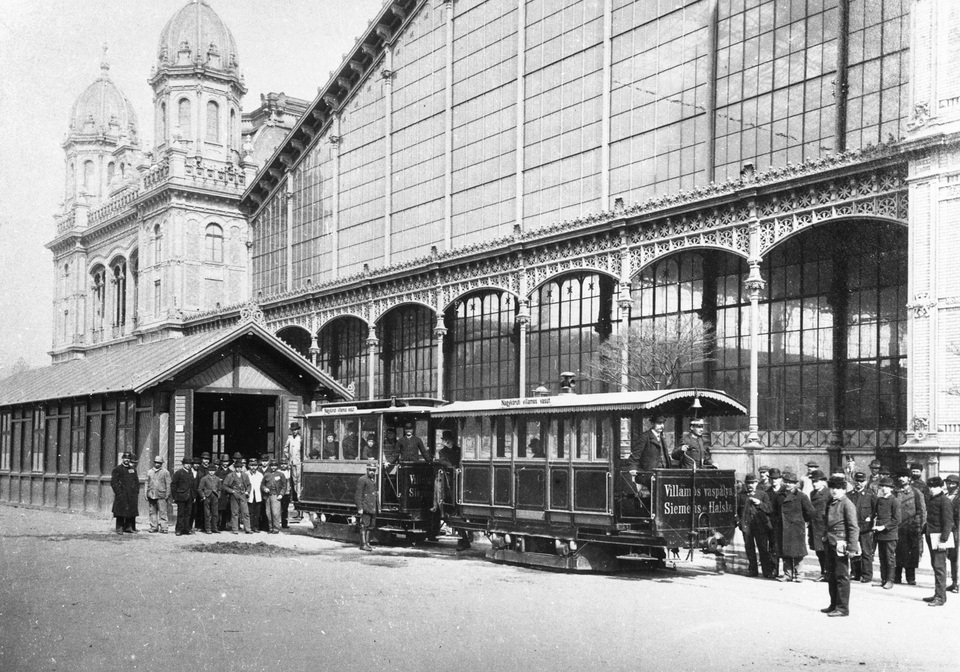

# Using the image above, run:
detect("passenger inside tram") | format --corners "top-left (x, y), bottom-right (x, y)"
top-left (341, 423), bottom-right (359, 459)
top-left (527, 438), bottom-right (545, 458)
top-left (362, 434), bottom-right (377, 460)
top-left (322, 431), bottom-right (338, 459)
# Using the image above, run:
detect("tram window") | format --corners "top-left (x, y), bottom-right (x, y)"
top-left (495, 416), bottom-right (514, 458)
top-left (597, 415), bottom-right (614, 460)
top-left (319, 418), bottom-right (340, 460)
top-left (546, 419), bottom-right (563, 459)
top-left (479, 417), bottom-right (493, 460)
top-left (360, 419), bottom-right (378, 460)
top-left (341, 420), bottom-right (360, 460)
top-left (575, 417), bottom-right (594, 461)
top-left (306, 419), bottom-right (325, 460)
top-left (461, 417), bottom-right (480, 460)
top-left (521, 420), bottom-right (544, 459)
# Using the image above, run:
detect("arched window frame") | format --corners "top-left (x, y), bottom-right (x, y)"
top-left (82, 160), bottom-right (94, 193)
top-left (205, 223), bottom-right (224, 263)
top-left (153, 224), bottom-right (162, 264)
top-left (177, 98), bottom-right (191, 138)
top-left (111, 258), bottom-right (127, 328)
top-left (206, 100), bottom-right (220, 143)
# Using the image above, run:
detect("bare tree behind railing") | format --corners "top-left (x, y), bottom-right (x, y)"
top-left (585, 316), bottom-right (714, 391)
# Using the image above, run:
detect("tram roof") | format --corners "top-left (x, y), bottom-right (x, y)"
top-left (431, 388), bottom-right (747, 418)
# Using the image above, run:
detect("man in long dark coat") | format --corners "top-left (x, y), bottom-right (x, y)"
top-left (171, 456), bottom-right (197, 536)
top-left (848, 471), bottom-right (877, 582)
top-left (110, 452), bottom-right (140, 534)
top-left (895, 472), bottom-right (926, 584)
top-left (737, 474), bottom-right (774, 578)
top-left (923, 476), bottom-right (955, 606)
top-left (773, 471), bottom-right (815, 582)
top-left (872, 476), bottom-right (901, 589)
top-left (626, 415), bottom-right (671, 473)
top-left (808, 470), bottom-right (829, 581)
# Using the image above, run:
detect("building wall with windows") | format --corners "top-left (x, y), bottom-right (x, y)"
top-left (237, 0), bottom-right (960, 477)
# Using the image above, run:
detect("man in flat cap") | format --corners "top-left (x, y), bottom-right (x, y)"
top-left (171, 456), bottom-right (197, 536)
top-left (946, 474), bottom-right (960, 593)
top-left (800, 460), bottom-right (820, 497)
top-left (627, 415), bottom-right (671, 475)
top-left (820, 475), bottom-right (860, 617)
top-left (198, 464), bottom-right (222, 534)
top-left (111, 452), bottom-right (140, 534)
top-left (773, 471), bottom-right (814, 582)
top-left (847, 471), bottom-right (877, 583)
top-left (872, 476), bottom-right (900, 589)
top-left (672, 418), bottom-right (713, 469)
top-left (895, 471), bottom-right (926, 585)
top-left (145, 455), bottom-right (171, 534)
top-left (923, 477), bottom-right (955, 606)
top-left (738, 474), bottom-right (774, 578)
top-left (355, 459), bottom-right (379, 551)
top-left (261, 460), bottom-right (286, 534)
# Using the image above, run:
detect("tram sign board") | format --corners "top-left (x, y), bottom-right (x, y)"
top-left (319, 406), bottom-right (359, 415)
top-left (654, 470), bottom-right (737, 543)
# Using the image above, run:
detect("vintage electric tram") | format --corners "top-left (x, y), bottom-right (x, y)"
top-left (297, 388), bottom-right (746, 571)
top-left (298, 397), bottom-right (447, 543)
top-left (432, 388), bottom-right (746, 570)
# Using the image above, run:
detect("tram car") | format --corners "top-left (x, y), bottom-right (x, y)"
top-left (298, 397), bottom-right (447, 544)
top-left (432, 387), bottom-right (747, 571)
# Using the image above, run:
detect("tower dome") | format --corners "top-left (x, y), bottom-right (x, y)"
top-left (67, 61), bottom-right (138, 141)
top-left (157, 0), bottom-right (239, 72)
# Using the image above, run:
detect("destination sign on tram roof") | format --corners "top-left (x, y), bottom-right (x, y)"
top-left (501, 397), bottom-right (553, 407)
top-left (319, 406), bottom-right (359, 415)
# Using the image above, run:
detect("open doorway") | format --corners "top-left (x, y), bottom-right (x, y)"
top-left (193, 393), bottom-right (277, 460)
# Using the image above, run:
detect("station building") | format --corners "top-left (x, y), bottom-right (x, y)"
top-left (3, 0), bottom-right (960, 514)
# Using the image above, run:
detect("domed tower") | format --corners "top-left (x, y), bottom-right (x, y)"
top-left (150, 0), bottom-right (245, 164)
top-left (63, 55), bottom-right (140, 207)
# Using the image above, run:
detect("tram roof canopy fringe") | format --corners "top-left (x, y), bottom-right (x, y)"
top-left (0, 322), bottom-right (352, 407)
top-left (431, 389), bottom-right (747, 418)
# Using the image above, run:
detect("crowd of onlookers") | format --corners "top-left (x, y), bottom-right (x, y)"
top-left (736, 459), bottom-right (959, 614)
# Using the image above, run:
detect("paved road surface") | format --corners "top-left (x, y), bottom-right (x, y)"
top-left (1, 505), bottom-right (957, 672)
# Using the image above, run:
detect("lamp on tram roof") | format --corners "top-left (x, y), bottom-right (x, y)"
top-left (559, 371), bottom-right (576, 395)
top-left (533, 383), bottom-right (550, 397)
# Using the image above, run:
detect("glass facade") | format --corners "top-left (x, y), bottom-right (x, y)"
top-left (444, 290), bottom-right (519, 401)
top-left (317, 317), bottom-right (370, 400)
top-left (377, 305), bottom-right (437, 398)
top-left (527, 272), bottom-right (616, 395)
top-left (290, 140), bottom-right (334, 286)
top-left (251, 193), bottom-right (286, 297)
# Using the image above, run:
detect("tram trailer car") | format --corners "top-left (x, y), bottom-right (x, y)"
top-left (432, 388), bottom-right (746, 571)
top-left (298, 398), bottom-right (448, 545)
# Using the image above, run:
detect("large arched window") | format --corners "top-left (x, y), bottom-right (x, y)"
top-left (106, 162), bottom-right (115, 186)
top-left (318, 317), bottom-right (369, 399)
top-left (91, 266), bottom-right (106, 335)
top-left (527, 273), bottom-right (616, 395)
top-left (205, 223), bottom-right (224, 263)
top-left (206, 101), bottom-right (220, 142)
top-left (177, 98), bottom-right (191, 137)
top-left (444, 291), bottom-right (518, 401)
top-left (377, 306), bottom-right (436, 398)
top-left (277, 326), bottom-right (311, 359)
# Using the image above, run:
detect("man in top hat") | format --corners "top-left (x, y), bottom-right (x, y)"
top-left (145, 455), bottom-right (171, 533)
top-left (765, 467), bottom-right (785, 576)
top-left (222, 453), bottom-right (252, 534)
top-left (627, 415), bottom-right (671, 474)
top-left (260, 460), bottom-right (287, 534)
top-left (923, 477), bottom-right (955, 606)
top-left (895, 471), bottom-right (926, 584)
top-left (773, 471), bottom-right (814, 582)
top-left (283, 422), bottom-right (302, 518)
top-left (198, 464), bottom-right (222, 534)
top-left (820, 475), bottom-right (861, 617)
top-left (945, 474), bottom-right (960, 593)
top-left (800, 460), bottom-right (820, 497)
top-left (847, 471), bottom-right (877, 583)
top-left (111, 452), bottom-right (141, 534)
top-left (873, 476), bottom-right (901, 588)
top-left (171, 456), bottom-right (197, 536)
top-left (738, 474), bottom-right (774, 578)
top-left (672, 418), bottom-right (713, 469)
top-left (355, 459), bottom-right (379, 551)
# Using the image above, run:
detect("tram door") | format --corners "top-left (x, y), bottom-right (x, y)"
top-left (515, 418), bottom-right (548, 517)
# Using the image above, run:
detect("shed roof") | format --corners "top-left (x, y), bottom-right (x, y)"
top-left (0, 322), bottom-right (351, 407)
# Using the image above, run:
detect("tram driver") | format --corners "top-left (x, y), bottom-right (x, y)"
top-left (398, 423), bottom-right (432, 463)
top-left (672, 419), bottom-right (715, 469)
top-left (626, 414), bottom-right (671, 474)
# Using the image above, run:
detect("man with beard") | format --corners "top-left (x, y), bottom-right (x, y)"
top-left (110, 452), bottom-right (140, 534)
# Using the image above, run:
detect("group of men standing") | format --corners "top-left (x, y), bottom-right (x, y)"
top-left (736, 459), bottom-right (960, 615)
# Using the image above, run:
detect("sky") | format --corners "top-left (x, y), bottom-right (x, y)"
top-left (0, 0), bottom-right (385, 368)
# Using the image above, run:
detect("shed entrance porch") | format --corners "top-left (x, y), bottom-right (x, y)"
top-left (193, 393), bottom-right (277, 461)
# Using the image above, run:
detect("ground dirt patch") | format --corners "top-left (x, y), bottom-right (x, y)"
top-left (186, 541), bottom-right (310, 557)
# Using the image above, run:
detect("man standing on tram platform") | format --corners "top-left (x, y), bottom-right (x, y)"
top-left (672, 418), bottom-right (714, 469)
top-left (398, 423), bottom-right (432, 463)
top-left (355, 459), bottom-right (379, 551)
top-left (626, 415), bottom-right (670, 473)
top-left (284, 422), bottom-right (302, 518)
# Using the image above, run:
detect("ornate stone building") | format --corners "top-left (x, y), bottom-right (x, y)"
top-left (3, 0), bottom-right (960, 515)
